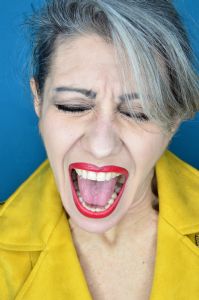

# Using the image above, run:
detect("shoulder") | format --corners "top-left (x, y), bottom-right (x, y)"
top-left (156, 150), bottom-right (199, 233)
top-left (156, 150), bottom-right (198, 190)
top-left (0, 160), bottom-right (64, 250)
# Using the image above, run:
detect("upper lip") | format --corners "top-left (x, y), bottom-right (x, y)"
top-left (69, 162), bottom-right (129, 176)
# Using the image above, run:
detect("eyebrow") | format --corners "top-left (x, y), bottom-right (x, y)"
top-left (53, 86), bottom-right (140, 101)
top-left (54, 86), bottom-right (97, 99)
top-left (119, 93), bottom-right (140, 102)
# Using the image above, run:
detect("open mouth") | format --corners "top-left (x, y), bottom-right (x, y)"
top-left (69, 163), bottom-right (128, 218)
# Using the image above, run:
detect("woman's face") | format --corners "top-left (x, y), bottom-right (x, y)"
top-left (32, 34), bottom-right (173, 233)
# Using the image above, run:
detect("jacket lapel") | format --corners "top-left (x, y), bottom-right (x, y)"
top-left (15, 213), bottom-right (92, 300)
top-left (150, 151), bottom-right (199, 300)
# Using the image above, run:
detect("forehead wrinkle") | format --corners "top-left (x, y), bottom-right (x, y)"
top-left (48, 40), bottom-right (140, 103)
top-left (91, 68), bottom-right (127, 105)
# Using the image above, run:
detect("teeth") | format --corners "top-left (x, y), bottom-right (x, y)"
top-left (76, 169), bottom-right (82, 176)
top-left (105, 172), bottom-right (111, 181)
top-left (108, 198), bottom-right (114, 205)
top-left (118, 176), bottom-right (125, 184)
top-left (79, 196), bottom-right (83, 203)
top-left (82, 202), bottom-right (87, 208)
top-left (111, 192), bottom-right (118, 199)
top-left (75, 169), bottom-right (121, 181)
top-left (90, 207), bottom-right (96, 212)
top-left (97, 172), bottom-right (106, 181)
top-left (115, 186), bottom-right (121, 193)
top-left (95, 207), bottom-right (104, 212)
top-left (87, 171), bottom-right (97, 180)
top-left (82, 170), bottom-right (88, 179)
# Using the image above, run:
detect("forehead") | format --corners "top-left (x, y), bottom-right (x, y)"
top-left (53, 34), bottom-right (117, 71)
top-left (47, 34), bottom-right (130, 94)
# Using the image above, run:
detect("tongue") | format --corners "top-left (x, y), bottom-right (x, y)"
top-left (77, 176), bottom-right (117, 207)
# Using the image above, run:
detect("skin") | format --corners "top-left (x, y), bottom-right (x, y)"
top-left (31, 34), bottom-right (177, 239)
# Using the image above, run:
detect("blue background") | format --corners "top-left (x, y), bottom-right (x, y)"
top-left (0, 1), bottom-right (198, 202)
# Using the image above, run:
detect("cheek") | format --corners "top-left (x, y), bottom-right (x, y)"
top-left (39, 110), bottom-right (81, 158)
top-left (126, 129), bottom-right (169, 170)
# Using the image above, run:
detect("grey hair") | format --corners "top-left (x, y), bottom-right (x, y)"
top-left (27, 0), bottom-right (199, 131)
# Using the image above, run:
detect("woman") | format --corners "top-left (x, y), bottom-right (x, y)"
top-left (0, 0), bottom-right (199, 299)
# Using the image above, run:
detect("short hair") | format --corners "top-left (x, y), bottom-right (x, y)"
top-left (27, 0), bottom-right (199, 131)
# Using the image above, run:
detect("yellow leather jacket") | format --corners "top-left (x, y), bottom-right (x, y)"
top-left (0, 150), bottom-right (199, 299)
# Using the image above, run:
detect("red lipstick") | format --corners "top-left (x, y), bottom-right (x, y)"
top-left (69, 162), bottom-right (128, 173)
top-left (69, 163), bottom-right (129, 218)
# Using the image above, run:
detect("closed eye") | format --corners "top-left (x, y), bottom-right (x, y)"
top-left (120, 110), bottom-right (150, 122)
top-left (55, 104), bottom-right (150, 122)
top-left (55, 104), bottom-right (93, 113)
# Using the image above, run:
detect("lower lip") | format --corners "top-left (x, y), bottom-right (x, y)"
top-left (69, 170), bottom-right (128, 219)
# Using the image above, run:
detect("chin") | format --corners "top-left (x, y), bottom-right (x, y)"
top-left (67, 208), bottom-right (122, 234)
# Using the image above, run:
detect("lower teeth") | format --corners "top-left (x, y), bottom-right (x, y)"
top-left (74, 180), bottom-right (123, 212)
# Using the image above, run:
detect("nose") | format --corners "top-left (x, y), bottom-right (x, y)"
top-left (80, 113), bottom-right (122, 159)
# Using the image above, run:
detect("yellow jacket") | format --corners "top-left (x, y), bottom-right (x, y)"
top-left (0, 150), bottom-right (199, 300)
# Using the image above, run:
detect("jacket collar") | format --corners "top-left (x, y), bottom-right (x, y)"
top-left (156, 151), bottom-right (199, 235)
top-left (0, 150), bottom-right (198, 251)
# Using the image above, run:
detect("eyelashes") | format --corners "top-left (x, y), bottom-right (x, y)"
top-left (55, 104), bottom-right (150, 122)
top-left (55, 104), bottom-right (92, 113)
top-left (119, 110), bottom-right (149, 122)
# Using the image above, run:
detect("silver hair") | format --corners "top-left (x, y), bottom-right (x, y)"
top-left (28, 0), bottom-right (199, 131)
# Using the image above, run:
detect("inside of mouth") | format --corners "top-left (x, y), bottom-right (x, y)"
top-left (71, 169), bottom-right (125, 211)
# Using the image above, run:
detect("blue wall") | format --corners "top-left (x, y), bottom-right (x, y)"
top-left (0, 1), bottom-right (198, 202)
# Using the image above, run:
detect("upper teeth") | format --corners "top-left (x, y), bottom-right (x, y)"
top-left (75, 169), bottom-right (122, 181)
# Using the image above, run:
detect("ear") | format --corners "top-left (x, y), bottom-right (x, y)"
top-left (30, 78), bottom-right (41, 118)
